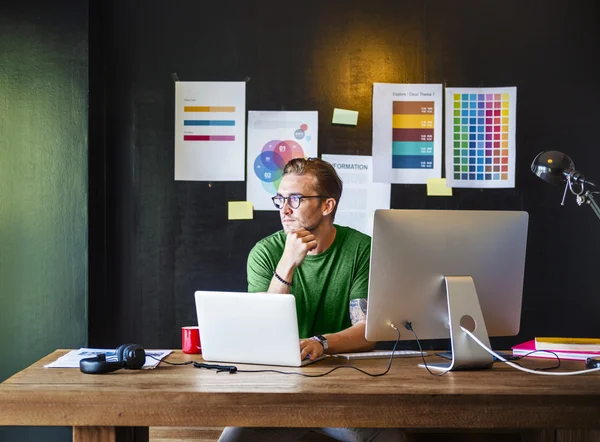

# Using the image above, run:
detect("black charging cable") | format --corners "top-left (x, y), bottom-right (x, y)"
top-left (147, 354), bottom-right (194, 366)
top-left (194, 362), bottom-right (237, 373)
top-left (510, 351), bottom-right (561, 370)
top-left (403, 322), bottom-right (451, 376)
top-left (192, 327), bottom-right (403, 377)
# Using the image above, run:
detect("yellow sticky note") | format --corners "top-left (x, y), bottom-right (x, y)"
top-left (332, 108), bottom-right (359, 126)
top-left (228, 201), bottom-right (254, 220)
top-left (426, 178), bottom-right (453, 197)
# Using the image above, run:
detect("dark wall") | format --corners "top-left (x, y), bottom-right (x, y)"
top-left (0, 1), bottom-right (88, 441)
top-left (90, 0), bottom-right (600, 350)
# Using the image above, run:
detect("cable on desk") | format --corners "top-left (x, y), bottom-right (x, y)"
top-left (463, 327), bottom-right (600, 376)
top-left (192, 326), bottom-right (405, 377)
top-left (403, 322), bottom-right (453, 376)
top-left (405, 323), bottom-right (561, 374)
top-left (147, 354), bottom-right (194, 366)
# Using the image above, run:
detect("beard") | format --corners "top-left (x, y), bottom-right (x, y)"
top-left (281, 215), bottom-right (323, 233)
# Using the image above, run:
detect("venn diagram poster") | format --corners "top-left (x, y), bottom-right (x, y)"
top-left (174, 81), bottom-right (246, 181)
top-left (247, 111), bottom-right (318, 211)
top-left (372, 83), bottom-right (443, 184)
top-left (445, 87), bottom-right (517, 188)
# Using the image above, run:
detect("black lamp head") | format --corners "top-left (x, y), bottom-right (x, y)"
top-left (531, 151), bottom-right (575, 186)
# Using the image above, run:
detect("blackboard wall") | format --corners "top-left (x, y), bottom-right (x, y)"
top-left (90, 0), bottom-right (600, 350)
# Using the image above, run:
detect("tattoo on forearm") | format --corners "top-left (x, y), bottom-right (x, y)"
top-left (349, 298), bottom-right (368, 325)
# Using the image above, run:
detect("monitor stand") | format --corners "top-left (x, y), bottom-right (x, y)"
top-left (420, 276), bottom-right (494, 371)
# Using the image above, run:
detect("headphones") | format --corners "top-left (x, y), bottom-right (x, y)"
top-left (79, 344), bottom-right (146, 374)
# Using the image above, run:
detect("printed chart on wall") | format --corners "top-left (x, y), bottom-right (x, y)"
top-left (372, 83), bottom-right (443, 184)
top-left (445, 87), bottom-right (517, 188)
top-left (247, 111), bottom-right (318, 211)
top-left (174, 81), bottom-right (246, 181)
top-left (321, 154), bottom-right (390, 236)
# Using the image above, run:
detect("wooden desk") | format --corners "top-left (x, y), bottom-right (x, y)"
top-left (1, 350), bottom-right (599, 442)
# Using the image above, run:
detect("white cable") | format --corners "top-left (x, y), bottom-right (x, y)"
top-left (462, 327), bottom-right (600, 376)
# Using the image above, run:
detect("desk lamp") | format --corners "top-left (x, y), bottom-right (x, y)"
top-left (531, 151), bottom-right (600, 221)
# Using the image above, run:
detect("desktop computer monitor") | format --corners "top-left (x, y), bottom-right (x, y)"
top-left (365, 209), bottom-right (529, 371)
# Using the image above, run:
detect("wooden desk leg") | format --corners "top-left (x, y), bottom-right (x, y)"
top-left (556, 429), bottom-right (600, 442)
top-left (521, 429), bottom-right (600, 442)
top-left (521, 429), bottom-right (556, 442)
top-left (73, 426), bottom-right (149, 442)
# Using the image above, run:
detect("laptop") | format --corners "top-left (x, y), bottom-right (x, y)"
top-left (194, 291), bottom-right (326, 367)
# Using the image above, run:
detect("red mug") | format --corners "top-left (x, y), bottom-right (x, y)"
top-left (181, 326), bottom-right (201, 354)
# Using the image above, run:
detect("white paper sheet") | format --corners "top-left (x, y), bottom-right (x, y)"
top-left (247, 111), bottom-right (319, 211)
top-left (175, 82), bottom-right (246, 181)
top-left (44, 348), bottom-right (172, 369)
top-left (444, 87), bottom-right (517, 188)
top-left (321, 155), bottom-right (391, 235)
top-left (372, 83), bottom-right (443, 184)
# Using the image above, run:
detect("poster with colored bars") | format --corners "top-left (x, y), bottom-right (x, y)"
top-left (174, 81), bottom-right (246, 181)
top-left (445, 87), bottom-right (517, 188)
top-left (247, 111), bottom-right (318, 211)
top-left (372, 83), bottom-right (443, 184)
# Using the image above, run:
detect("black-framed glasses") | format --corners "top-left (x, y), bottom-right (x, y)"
top-left (271, 194), bottom-right (328, 209)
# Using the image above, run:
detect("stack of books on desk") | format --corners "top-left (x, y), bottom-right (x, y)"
top-left (512, 337), bottom-right (600, 361)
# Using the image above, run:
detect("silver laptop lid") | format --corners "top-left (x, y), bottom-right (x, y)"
top-left (195, 291), bottom-right (309, 367)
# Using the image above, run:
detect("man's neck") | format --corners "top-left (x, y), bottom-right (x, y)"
top-left (307, 223), bottom-right (337, 255)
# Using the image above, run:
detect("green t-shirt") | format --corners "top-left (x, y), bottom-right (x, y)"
top-left (247, 225), bottom-right (371, 338)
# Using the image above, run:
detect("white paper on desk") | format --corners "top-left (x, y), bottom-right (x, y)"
top-left (321, 154), bottom-right (390, 235)
top-left (44, 348), bottom-right (172, 369)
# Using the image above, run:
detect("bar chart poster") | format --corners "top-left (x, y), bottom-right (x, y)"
top-left (247, 111), bottom-right (318, 211)
top-left (175, 81), bottom-right (246, 181)
top-left (372, 83), bottom-right (443, 184)
top-left (444, 87), bottom-right (517, 188)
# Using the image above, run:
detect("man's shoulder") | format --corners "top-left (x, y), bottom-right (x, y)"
top-left (252, 230), bottom-right (286, 253)
top-left (335, 225), bottom-right (371, 245)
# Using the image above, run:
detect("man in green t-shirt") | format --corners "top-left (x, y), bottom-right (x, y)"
top-left (218, 158), bottom-right (406, 442)
top-left (247, 158), bottom-right (374, 360)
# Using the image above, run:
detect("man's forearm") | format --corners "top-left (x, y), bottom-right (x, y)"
top-left (321, 321), bottom-right (375, 354)
top-left (267, 275), bottom-right (292, 293)
top-left (267, 262), bottom-right (296, 293)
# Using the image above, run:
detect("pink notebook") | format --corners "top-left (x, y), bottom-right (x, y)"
top-left (512, 340), bottom-right (600, 361)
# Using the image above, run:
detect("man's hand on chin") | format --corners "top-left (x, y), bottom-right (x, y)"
top-left (281, 228), bottom-right (317, 269)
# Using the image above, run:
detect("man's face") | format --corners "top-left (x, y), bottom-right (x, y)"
top-left (276, 174), bottom-right (325, 233)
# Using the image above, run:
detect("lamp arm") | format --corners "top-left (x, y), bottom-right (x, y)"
top-left (577, 191), bottom-right (600, 222)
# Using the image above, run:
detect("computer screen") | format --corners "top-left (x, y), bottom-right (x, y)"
top-left (365, 209), bottom-right (529, 371)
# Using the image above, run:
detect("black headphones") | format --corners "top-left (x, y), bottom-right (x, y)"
top-left (79, 344), bottom-right (146, 374)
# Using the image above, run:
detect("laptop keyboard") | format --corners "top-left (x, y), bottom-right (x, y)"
top-left (332, 350), bottom-right (427, 360)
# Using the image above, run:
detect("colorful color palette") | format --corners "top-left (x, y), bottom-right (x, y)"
top-left (392, 101), bottom-right (435, 169)
top-left (447, 91), bottom-right (513, 183)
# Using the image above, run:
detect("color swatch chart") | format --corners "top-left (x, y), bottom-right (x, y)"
top-left (183, 106), bottom-right (237, 141)
top-left (446, 88), bottom-right (516, 188)
top-left (392, 101), bottom-right (435, 169)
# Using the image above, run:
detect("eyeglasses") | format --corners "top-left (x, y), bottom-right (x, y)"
top-left (271, 194), bottom-right (328, 209)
